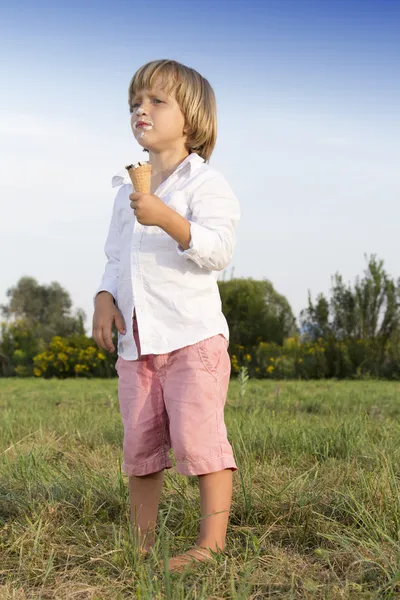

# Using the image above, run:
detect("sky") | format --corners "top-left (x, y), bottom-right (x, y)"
top-left (1, 0), bottom-right (399, 330)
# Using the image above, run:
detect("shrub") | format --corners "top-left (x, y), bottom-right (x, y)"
top-left (33, 335), bottom-right (115, 378)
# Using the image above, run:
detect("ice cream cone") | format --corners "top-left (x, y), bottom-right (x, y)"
top-left (125, 162), bottom-right (152, 194)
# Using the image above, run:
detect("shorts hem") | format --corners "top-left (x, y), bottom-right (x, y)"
top-left (176, 455), bottom-right (237, 476)
top-left (122, 455), bottom-right (173, 477)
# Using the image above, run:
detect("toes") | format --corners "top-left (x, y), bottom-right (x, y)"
top-left (167, 547), bottom-right (213, 572)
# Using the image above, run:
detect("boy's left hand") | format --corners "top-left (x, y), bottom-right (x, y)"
top-left (129, 192), bottom-right (167, 227)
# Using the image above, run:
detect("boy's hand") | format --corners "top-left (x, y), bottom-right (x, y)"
top-left (129, 192), bottom-right (168, 226)
top-left (92, 291), bottom-right (126, 353)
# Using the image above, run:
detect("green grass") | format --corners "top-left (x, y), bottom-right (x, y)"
top-left (1, 378), bottom-right (400, 599)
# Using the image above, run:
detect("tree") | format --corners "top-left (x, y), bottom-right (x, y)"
top-left (301, 292), bottom-right (331, 340)
top-left (301, 255), bottom-right (400, 342)
top-left (1, 277), bottom-right (85, 342)
top-left (218, 278), bottom-right (297, 348)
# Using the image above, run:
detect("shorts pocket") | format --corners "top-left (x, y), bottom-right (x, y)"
top-left (197, 335), bottom-right (230, 378)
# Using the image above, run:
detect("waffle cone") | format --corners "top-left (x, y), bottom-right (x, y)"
top-left (126, 163), bottom-right (152, 194)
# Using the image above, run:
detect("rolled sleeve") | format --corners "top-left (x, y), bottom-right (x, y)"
top-left (178, 174), bottom-right (240, 271)
top-left (95, 281), bottom-right (118, 304)
top-left (94, 193), bottom-right (120, 305)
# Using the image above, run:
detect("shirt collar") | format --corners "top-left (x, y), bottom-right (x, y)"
top-left (111, 152), bottom-right (204, 188)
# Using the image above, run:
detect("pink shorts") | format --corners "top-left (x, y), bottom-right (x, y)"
top-left (115, 320), bottom-right (237, 477)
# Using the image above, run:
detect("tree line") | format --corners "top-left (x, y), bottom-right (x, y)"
top-left (1, 255), bottom-right (399, 379)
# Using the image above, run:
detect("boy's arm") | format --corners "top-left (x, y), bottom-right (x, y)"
top-left (158, 209), bottom-right (192, 251)
top-left (94, 192), bottom-right (121, 304)
top-left (93, 191), bottom-right (126, 351)
top-left (166, 173), bottom-right (240, 271)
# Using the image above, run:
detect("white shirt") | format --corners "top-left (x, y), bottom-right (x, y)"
top-left (96, 153), bottom-right (240, 360)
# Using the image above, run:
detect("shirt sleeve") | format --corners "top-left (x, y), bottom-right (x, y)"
top-left (178, 173), bottom-right (240, 271)
top-left (94, 192), bottom-right (120, 304)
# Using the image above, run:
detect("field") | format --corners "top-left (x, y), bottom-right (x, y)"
top-left (1, 378), bottom-right (400, 599)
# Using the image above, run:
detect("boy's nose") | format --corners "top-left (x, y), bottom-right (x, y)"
top-left (136, 106), bottom-right (148, 116)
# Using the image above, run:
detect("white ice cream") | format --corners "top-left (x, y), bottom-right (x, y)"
top-left (133, 120), bottom-right (153, 140)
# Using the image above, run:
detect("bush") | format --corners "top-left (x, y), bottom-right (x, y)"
top-left (229, 335), bottom-right (400, 380)
top-left (0, 320), bottom-right (43, 376)
top-left (33, 335), bottom-right (115, 378)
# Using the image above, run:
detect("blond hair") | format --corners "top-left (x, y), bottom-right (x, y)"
top-left (128, 59), bottom-right (217, 162)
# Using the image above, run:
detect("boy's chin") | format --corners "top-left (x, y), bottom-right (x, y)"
top-left (135, 138), bottom-right (153, 152)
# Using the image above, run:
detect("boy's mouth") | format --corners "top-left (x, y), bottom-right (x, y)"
top-left (135, 120), bottom-right (153, 129)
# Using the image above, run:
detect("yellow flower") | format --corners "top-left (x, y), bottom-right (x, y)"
top-left (244, 354), bottom-right (252, 362)
top-left (33, 367), bottom-right (42, 377)
top-left (270, 357), bottom-right (275, 362)
top-left (284, 336), bottom-right (298, 351)
top-left (298, 358), bottom-right (303, 364)
top-left (267, 365), bottom-right (274, 373)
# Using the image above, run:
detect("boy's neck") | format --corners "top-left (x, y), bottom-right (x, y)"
top-left (149, 148), bottom-right (189, 192)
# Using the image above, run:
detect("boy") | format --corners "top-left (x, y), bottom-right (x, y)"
top-left (93, 59), bottom-right (240, 571)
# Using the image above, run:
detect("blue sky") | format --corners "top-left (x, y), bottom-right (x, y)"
top-left (1, 0), bottom-right (399, 327)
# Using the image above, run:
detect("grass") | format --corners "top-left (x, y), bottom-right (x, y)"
top-left (1, 378), bottom-right (400, 599)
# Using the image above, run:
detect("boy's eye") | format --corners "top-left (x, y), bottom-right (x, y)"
top-left (151, 98), bottom-right (162, 104)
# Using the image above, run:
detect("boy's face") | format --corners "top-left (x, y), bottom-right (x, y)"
top-left (130, 79), bottom-right (187, 154)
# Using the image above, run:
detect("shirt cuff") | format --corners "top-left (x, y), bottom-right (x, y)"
top-left (177, 221), bottom-right (215, 267)
top-left (93, 282), bottom-right (118, 306)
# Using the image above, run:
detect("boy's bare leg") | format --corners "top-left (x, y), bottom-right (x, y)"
top-left (197, 469), bottom-right (232, 550)
top-left (128, 470), bottom-right (164, 552)
top-left (168, 469), bottom-right (233, 570)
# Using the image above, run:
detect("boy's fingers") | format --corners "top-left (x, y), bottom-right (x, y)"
top-left (103, 327), bottom-right (115, 352)
top-left (92, 326), bottom-right (101, 346)
top-left (93, 328), bottom-right (109, 352)
top-left (114, 311), bottom-right (126, 335)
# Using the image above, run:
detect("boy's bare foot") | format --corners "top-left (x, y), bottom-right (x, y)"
top-left (136, 543), bottom-right (153, 559)
top-left (166, 546), bottom-right (215, 572)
